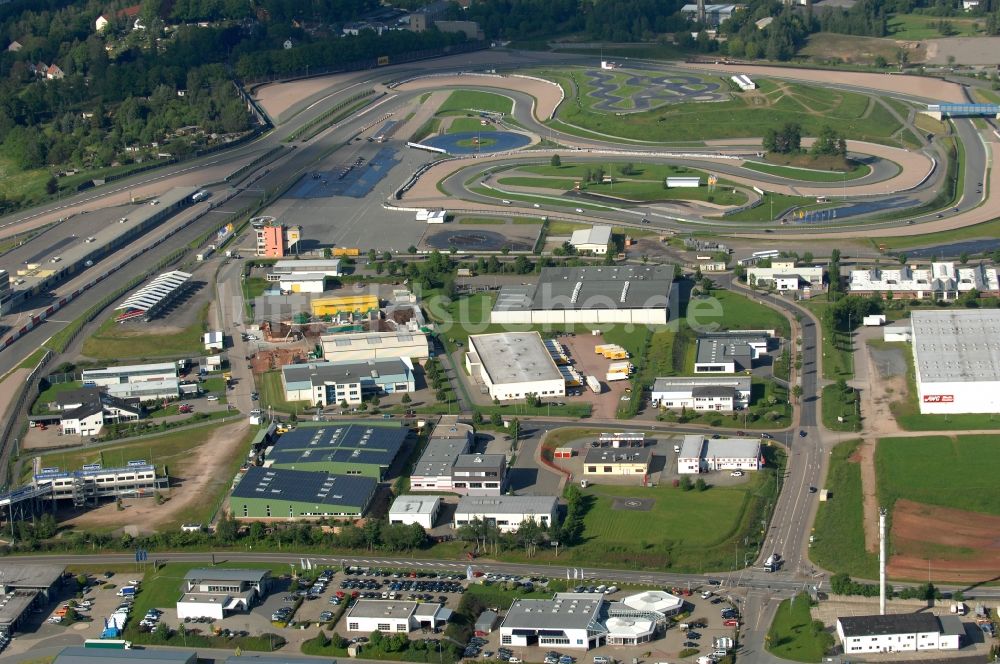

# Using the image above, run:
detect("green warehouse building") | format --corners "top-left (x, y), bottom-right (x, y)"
top-left (265, 423), bottom-right (406, 479)
top-left (231, 467), bottom-right (376, 520)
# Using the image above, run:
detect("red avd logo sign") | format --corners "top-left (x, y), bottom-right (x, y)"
top-left (922, 395), bottom-right (955, 403)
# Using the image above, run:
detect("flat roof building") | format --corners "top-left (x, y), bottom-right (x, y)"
top-left (466, 332), bottom-right (566, 402)
top-left (651, 375), bottom-right (752, 411)
top-left (410, 416), bottom-right (474, 492)
top-left (265, 423), bottom-right (406, 479)
top-left (230, 466), bottom-right (377, 520)
top-left (836, 613), bottom-right (963, 654)
top-left (748, 261), bottom-right (823, 292)
top-left (909, 309), bottom-right (1000, 414)
top-left (490, 265), bottom-right (677, 326)
top-left (282, 358), bottom-right (415, 407)
top-left (54, 648), bottom-right (197, 664)
top-left (583, 447), bottom-right (652, 479)
top-left (0, 590), bottom-right (43, 638)
top-left (850, 261), bottom-right (999, 299)
top-left (452, 453), bottom-right (507, 495)
top-left (694, 332), bottom-right (770, 373)
top-left (320, 331), bottom-right (430, 364)
top-left (388, 495), bottom-right (443, 529)
top-left (569, 225), bottom-right (612, 255)
top-left (455, 495), bottom-right (558, 533)
top-left (345, 599), bottom-right (450, 634)
top-left (678, 434), bottom-right (762, 474)
top-left (82, 362), bottom-right (178, 387)
top-left (500, 593), bottom-right (608, 650)
top-left (177, 568), bottom-right (271, 621)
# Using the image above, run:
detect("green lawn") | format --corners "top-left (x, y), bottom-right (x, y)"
top-left (469, 185), bottom-right (610, 211)
top-left (259, 370), bottom-right (310, 413)
top-left (438, 90), bottom-right (513, 115)
top-left (871, 217), bottom-right (1000, 251)
top-left (82, 305), bottom-right (208, 361)
top-left (245, 277), bottom-right (271, 299)
top-left (542, 70), bottom-right (904, 145)
top-left (741, 160), bottom-right (871, 183)
top-left (801, 299), bottom-right (854, 380)
top-left (719, 193), bottom-right (837, 222)
top-left (876, 435), bottom-right (1000, 515)
top-left (522, 161), bottom-right (719, 181)
top-left (887, 13), bottom-right (982, 39)
top-left (766, 594), bottom-right (833, 663)
top-left (498, 174), bottom-right (747, 205)
top-left (447, 117), bottom-right (497, 133)
top-left (563, 447), bottom-right (784, 571)
top-left (658, 378), bottom-right (791, 430)
top-left (810, 440), bottom-right (878, 578)
top-left (689, 289), bottom-right (791, 337)
top-left (820, 383), bottom-right (861, 431)
top-left (31, 380), bottom-right (83, 415)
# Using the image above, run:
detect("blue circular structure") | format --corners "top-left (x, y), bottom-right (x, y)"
top-left (423, 131), bottom-right (531, 155)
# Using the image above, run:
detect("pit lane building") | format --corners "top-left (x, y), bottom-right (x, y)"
top-left (490, 265), bottom-right (677, 325)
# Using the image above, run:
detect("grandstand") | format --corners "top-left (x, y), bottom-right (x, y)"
top-left (114, 270), bottom-right (192, 322)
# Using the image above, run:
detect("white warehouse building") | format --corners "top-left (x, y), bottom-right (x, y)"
top-left (836, 614), bottom-right (964, 654)
top-left (651, 376), bottom-right (752, 411)
top-left (490, 265), bottom-right (677, 326)
top-left (569, 225), bottom-right (612, 255)
top-left (908, 309), bottom-right (1000, 414)
top-left (345, 600), bottom-right (451, 634)
top-left (454, 495), bottom-right (558, 533)
top-left (747, 261), bottom-right (823, 292)
top-left (388, 495), bottom-right (443, 529)
top-left (466, 332), bottom-right (566, 402)
top-left (678, 434), bottom-right (762, 474)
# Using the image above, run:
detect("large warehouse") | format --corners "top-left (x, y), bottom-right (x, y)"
top-left (230, 466), bottom-right (377, 519)
top-left (490, 265), bottom-right (677, 325)
top-left (909, 309), bottom-right (1000, 414)
top-left (466, 332), bottom-right (566, 401)
top-left (264, 423), bottom-right (406, 478)
top-left (320, 331), bottom-right (430, 363)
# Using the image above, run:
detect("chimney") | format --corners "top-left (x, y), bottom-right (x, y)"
top-left (879, 507), bottom-right (887, 615)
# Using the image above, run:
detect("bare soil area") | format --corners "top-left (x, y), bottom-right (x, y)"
top-left (925, 36), bottom-right (1000, 65)
top-left (888, 498), bottom-right (1000, 583)
top-left (64, 420), bottom-right (250, 534)
top-left (799, 33), bottom-right (927, 65)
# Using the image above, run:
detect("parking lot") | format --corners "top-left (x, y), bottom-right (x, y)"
top-left (558, 332), bottom-right (634, 419)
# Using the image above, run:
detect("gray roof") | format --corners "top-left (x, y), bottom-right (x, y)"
top-left (838, 613), bottom-right (942, 637)
top-left (0, 590), bottom-right (38, 627)
top-left (267, 423), bottom-right (407, 469)
top-left (652, 376), bottom-right (752, 393)
top-left (584, 447), bottom-right (653, 465)
top-left (695, 335), bottom-right (763, 366)
top-left (501, 592), bottom-right (605, 631)
top-left (456, 495), bottom-right (558, 516)
top-left (493, 265), bottom-right (674, 313)
top-left (937, 614), bottom-right (965, 637)
top-left (282, 358), bottom-right (413, 388)
top-left (0, 563), bottom-right (64, 589)
top-left (227, 657), bottom-right (337, 664)
top-left (691, 385), bottom-right (737, 398)
top-left (911, 309), bottom-right (1000, 383)
top-left (453, 454), bottom-right (506, 473)
top-left (183, 568), bottom-right (270, 583)
top-left (348, 599), bottom-right (420, 620)
top-left (231, 467), bottom-right (376, 511)
top-left (413, 435), bottom-right (471, 477)
top-left (469, 332), bottom-right (563, 385)
top-left (55, 648), bottom-right (196, 664)
top-left (680, 434), bottom-right (761, 460)
top-left (476, 609), bottom-right (499, 630)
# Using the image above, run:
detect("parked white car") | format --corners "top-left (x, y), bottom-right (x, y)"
top-left (730, 470), bottom-right (744, 477)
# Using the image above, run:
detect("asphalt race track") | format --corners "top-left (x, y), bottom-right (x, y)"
top-left (585, 68), bottom-right (726, 111)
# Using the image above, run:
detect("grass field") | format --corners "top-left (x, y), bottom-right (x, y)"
top-left (543, 70), bottom-right (904, 145)
top-left (820, 383), bottom-right (861, 431)
top-left (259, 370), bottom-right (310, 413)
top-left (438, 90), bottom-right (513, 115)
top-left (742, 160), bottom-right (871, 183)
top-left (82, 305), bottom-right (208, 361)
top-left (497, 174), bottom-right (747, 205)
top-left (690, 289), bottom-right (791, 337)
top-left (800, 298), bottom-right (854, 380)
top-left (448, 117), bottom-right (498, 134)
top-left (810, 440), bottom-right (878, 578)
top-left (876, 435), bottom-right (1000, 515)
top-left (871, 217), bottom-right (1000, 251)
top-left (719, 193), bottom-right (833, 222)
top-left (887, 13), bottom-right (982, 39)
top-left (244, 277), bottom-right (271, 299)
top-left (31, 380), bottom-right (83, 414)
top-left (565, 450), bottom-right (783, 571)
top-left (469, 185), bottom-right (610, 211)
top-left (767, 594), bottom-right (833, 663)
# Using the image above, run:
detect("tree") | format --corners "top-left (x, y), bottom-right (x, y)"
top-left (792, 385), bottom-right (803, 402)
top-left (45, 175), bottom-right (58, 195)
top-left (472, 410), bottom-right (483, 425)
top-left (695, 478), bottom-right (707, 491)
top-left (679, 475), bottom-right (693, 491)
top-left (407, 245), bottom-right (417, 254)
top-left (490, 412), bottom-right (502, 426)
top-left (436, 389), bottom-right (448, 402)
top-left (510, 417), bottom-right (520, 442)
top-left (802, 251), bottom-right (814, 263)
top-left (401, 393), bottom-right (411, 405)
top-left (215, 510), bottom-right (238, 543)
top-left (550, 154), bottom-right (561, 167)
top-left (960, 251), bottom-right (970, 264)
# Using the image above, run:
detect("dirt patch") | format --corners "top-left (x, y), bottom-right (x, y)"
top-left (924, 36), bottom-right (1000, 65)
top-left (64, 420), bottom-right (250, 534)
top-left (799, 33), bottom-right (927, 65)
top-left (251, 347), bottom-right (308, 374)
top-left (888, 498), bottom-right (1000, 583)
top-left (856, 439), bottom-right (879, 553)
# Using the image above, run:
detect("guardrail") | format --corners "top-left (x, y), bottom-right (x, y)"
top-left (0, 349), bottom-right (51, 489)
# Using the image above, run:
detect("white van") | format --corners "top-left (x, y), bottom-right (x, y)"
top-left (674, 445), bottom-right (681, 453)
top-left (593, 657), bottom-right (611, 664)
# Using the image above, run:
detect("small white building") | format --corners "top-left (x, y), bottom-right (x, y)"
top-left (388, 495), bottom-right (443, 529)
top-left (620, 590), bottom-right (684, 617)
top-left (466, 332), bottom-right (566, 402)
top-left (500, 593), bottom-right (606, 650)
top-left (454, 495), bottom-right (558, 533)
top-left (678, 434), bottom-right (762, 474)
top-left (278, 272), bottom-right (327, 294)
top-left (106, 378), bottom-right (180, 402)
top-left (651, 376), bottom-right (752, 411)
top-left (863, 314), bottom-right (887, 326)
top-left (748, 261), bottom-right (823, 292)
top-left (95, 14), bottom-right (109, 31)
top-left (270, 259), bottom-right (342, 278)
top-left (569, 225), bottom-right (612, 255)
top-left (836, 614), bottom-right (963, 654)
top-left (665, 176), bottom-right (701, 188)
top-left (176, 569), bottom-right (271, 621)
top-left (203, 331), bottom-right (224, 351)
top-left (883, 322), bottom-right (912, 343)
top-left (345, 600), bottom-right (450, 633)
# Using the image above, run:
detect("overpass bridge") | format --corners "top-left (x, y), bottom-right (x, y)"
top-left (925, 102), bottom-right (1000, 120)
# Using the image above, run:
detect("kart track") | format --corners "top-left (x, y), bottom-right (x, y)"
top-left (583, 68), bottom-right (726, 112)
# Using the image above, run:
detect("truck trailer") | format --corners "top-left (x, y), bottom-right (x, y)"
top-left (85, 639), bottom-right (131, 649)
top-left (586, 375), bottom-right (602, 394)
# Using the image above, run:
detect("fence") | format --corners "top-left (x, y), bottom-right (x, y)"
top-left (0, 350), bottom-right (52, 489)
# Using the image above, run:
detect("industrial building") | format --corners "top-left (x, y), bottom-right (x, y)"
top-left (265, 423), bottom-right (406, 478)
top-left (679, 3), bottom-right (742, 25)
top-left (33, 463), bottom-right (168, 505)
top-left (583, 447), bottom-right (652, 478)
top-left (409, 416), bottom-right (475, 492)
top-left (836, 614), bottom-right (964, 654)
top-left (113, 270), bottom-right (192, 322)
top-left (0, 564), bottom-right (65, 637)
top-left (388, 495), bottom-right (443, 528)
top-left (311, 294), bottom-right (380, 318)
top-left (849, 262), bottom-right (1000, 299)
top-left (678, 435), bottom-right (762, 474)
top-left (905, 309), bottom-right (1000, 414)
top-left (466, 332), bottom-right (566, 402)
top-left (345, 600), bottom-right (451, 633)
top-left (176, 568), bottom-right (271, 620)
top-left (277, 273), bottom-right (326, 293)
top-left (270, 259), bottom-right (342, 277)
top-left (230, 466), bottom-right (377, 519)
top-left (281, 358), bottom-right (415, 407)
top-left (320, 331), bottom-right (430, 363)
top-left (651, 376), bottom-right (752, 411)
top-left (693, 332), bottom-right (769, 373)
top-left (499, 591), bottom-right (675, 651)
top-left (454, 495), bottom-right (558, 533)
top-left (490, 265), bottom-right (677, 325)
top-left (82, 362), bottom-right (178, 387)
top-left (55, 387), bottom-right (143, 436)
top-left (53, 649), bottom-right (196, 664)
top-left (105, 378), bottom-right (180, 401)
top-left (747, 261), bottom-right (823, 292)
top-left (253, 218), bottom-right (301, 257)
top-left (451, 454), bottom-right (507, 495)
top-left (569, 225), bottom-right (612, 255)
